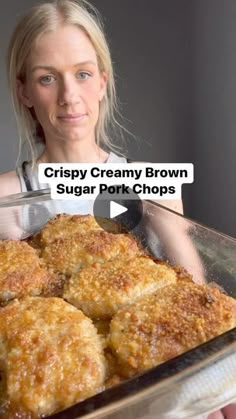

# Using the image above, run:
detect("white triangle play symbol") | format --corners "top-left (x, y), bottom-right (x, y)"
top-left (110, 201), bottom-right (128, 218)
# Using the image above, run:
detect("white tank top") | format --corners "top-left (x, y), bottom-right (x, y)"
top-left (16, 151), bottom-right (128, 220)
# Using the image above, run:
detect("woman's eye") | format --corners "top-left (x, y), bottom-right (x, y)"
top-left (39, 75), bottom-right (55, 85)
top-left (77, 72), bottom-right (91, 81)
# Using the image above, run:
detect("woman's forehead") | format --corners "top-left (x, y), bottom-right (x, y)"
top-left (28, 25), bottom-right (98, 70)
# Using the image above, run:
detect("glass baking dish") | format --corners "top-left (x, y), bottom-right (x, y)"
top-left (0, 191), bottom-right (236, 419)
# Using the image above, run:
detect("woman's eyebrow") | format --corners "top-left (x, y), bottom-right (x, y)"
top-left (30, 60), bottom-right (97, 73)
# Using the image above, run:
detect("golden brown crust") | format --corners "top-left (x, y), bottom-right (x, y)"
top-left (0, 297), bottom-right (106, 417)
top-left (105, 373), bottom-right (126, 390)
top-left (0, 241), bottom-right (54, 303)
top-left (174, 265), bottom-right (194, 282)
top-left (41, 230), bottom-right (143, 276)
top-left (109, 282), bottom-right (236, 378)
top-left (64, 256), bottom-right (177, 319)
top-left (0, 401), bottom-right (36, 418)
top-left (27, 214), bottom-right (121, 251)
top-left (1, 213), bottom-right (236, 416)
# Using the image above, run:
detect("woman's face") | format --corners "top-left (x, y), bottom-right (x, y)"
top-left (18, 25), bottom-right (107, 145)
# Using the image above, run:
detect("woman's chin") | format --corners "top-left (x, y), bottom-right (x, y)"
top-left (56, 126), bottom-right (92, 143)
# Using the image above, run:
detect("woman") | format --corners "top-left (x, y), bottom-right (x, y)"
top-left (0, 0), bottom-right (124, 197)
top-left (0, 0), bottom-right (186, 243)
top-left (0, 0), bottom-right (183, 213)
top-left (0, 0), bottom-right (181, 205)
top-left (0, 1), bottom-right (234, 417)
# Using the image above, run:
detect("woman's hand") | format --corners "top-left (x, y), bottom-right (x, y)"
top-left (144, 198), bottom-right (206, 284)
top-left (207, 404), bottom-right (236, 419)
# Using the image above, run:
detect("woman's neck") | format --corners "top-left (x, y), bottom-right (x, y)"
top-left (38, 141), bottom-right (109, 164)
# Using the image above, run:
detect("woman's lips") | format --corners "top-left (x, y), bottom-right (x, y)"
top-left (57, 114), bottom-right (86, 123)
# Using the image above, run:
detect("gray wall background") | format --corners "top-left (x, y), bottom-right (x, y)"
top-left (0, 0), bottom-right (235, 237)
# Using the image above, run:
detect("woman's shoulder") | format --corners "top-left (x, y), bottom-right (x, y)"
top-left (0, 169), bottom-right (21, 198)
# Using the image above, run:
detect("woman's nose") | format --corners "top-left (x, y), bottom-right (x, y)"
top-left (58, 77), bottom-right (81, 106)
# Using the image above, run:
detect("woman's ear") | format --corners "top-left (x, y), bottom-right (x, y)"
top-left (16, 79), bottom-right (33, 108)
top-left (99, 72), bottom-right (108, 102)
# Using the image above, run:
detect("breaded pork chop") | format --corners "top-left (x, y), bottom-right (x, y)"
top-left (0, 297), bottom-right (106, 417)
top-left (41, 230), bottom-right (143, 276)
top-left (64, 257), bottom-right (177, 319)
top-left (28, 214), bottom-right (120, 251)
top-left (0, 241), bottom-right (52, 303)
top-left (109, 281), bottom-right (236, 378)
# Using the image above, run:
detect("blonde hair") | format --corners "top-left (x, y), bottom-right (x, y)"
top-left (7, 0), bottom-right (125, 165)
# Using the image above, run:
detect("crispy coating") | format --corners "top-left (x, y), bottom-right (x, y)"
top-left (0, 297), bottom-right (106, 417)
top-left (109, 282), bottom-right (236, 378)
top-left (105, 374), bottom-right (125, 389)
top-left (28, 214), bottom-right (121, 250)
top-left (64, 257), bottom-right (177, 319)
top-left (41, 231), bottom-right (143, 276)
top-left (0, 241), bottom-right (53, 303)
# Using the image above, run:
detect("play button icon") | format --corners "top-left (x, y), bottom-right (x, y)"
top-left (110, 201), bottom-right (128, 218)
top-left (93, 185), bottom-right (143, 233)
